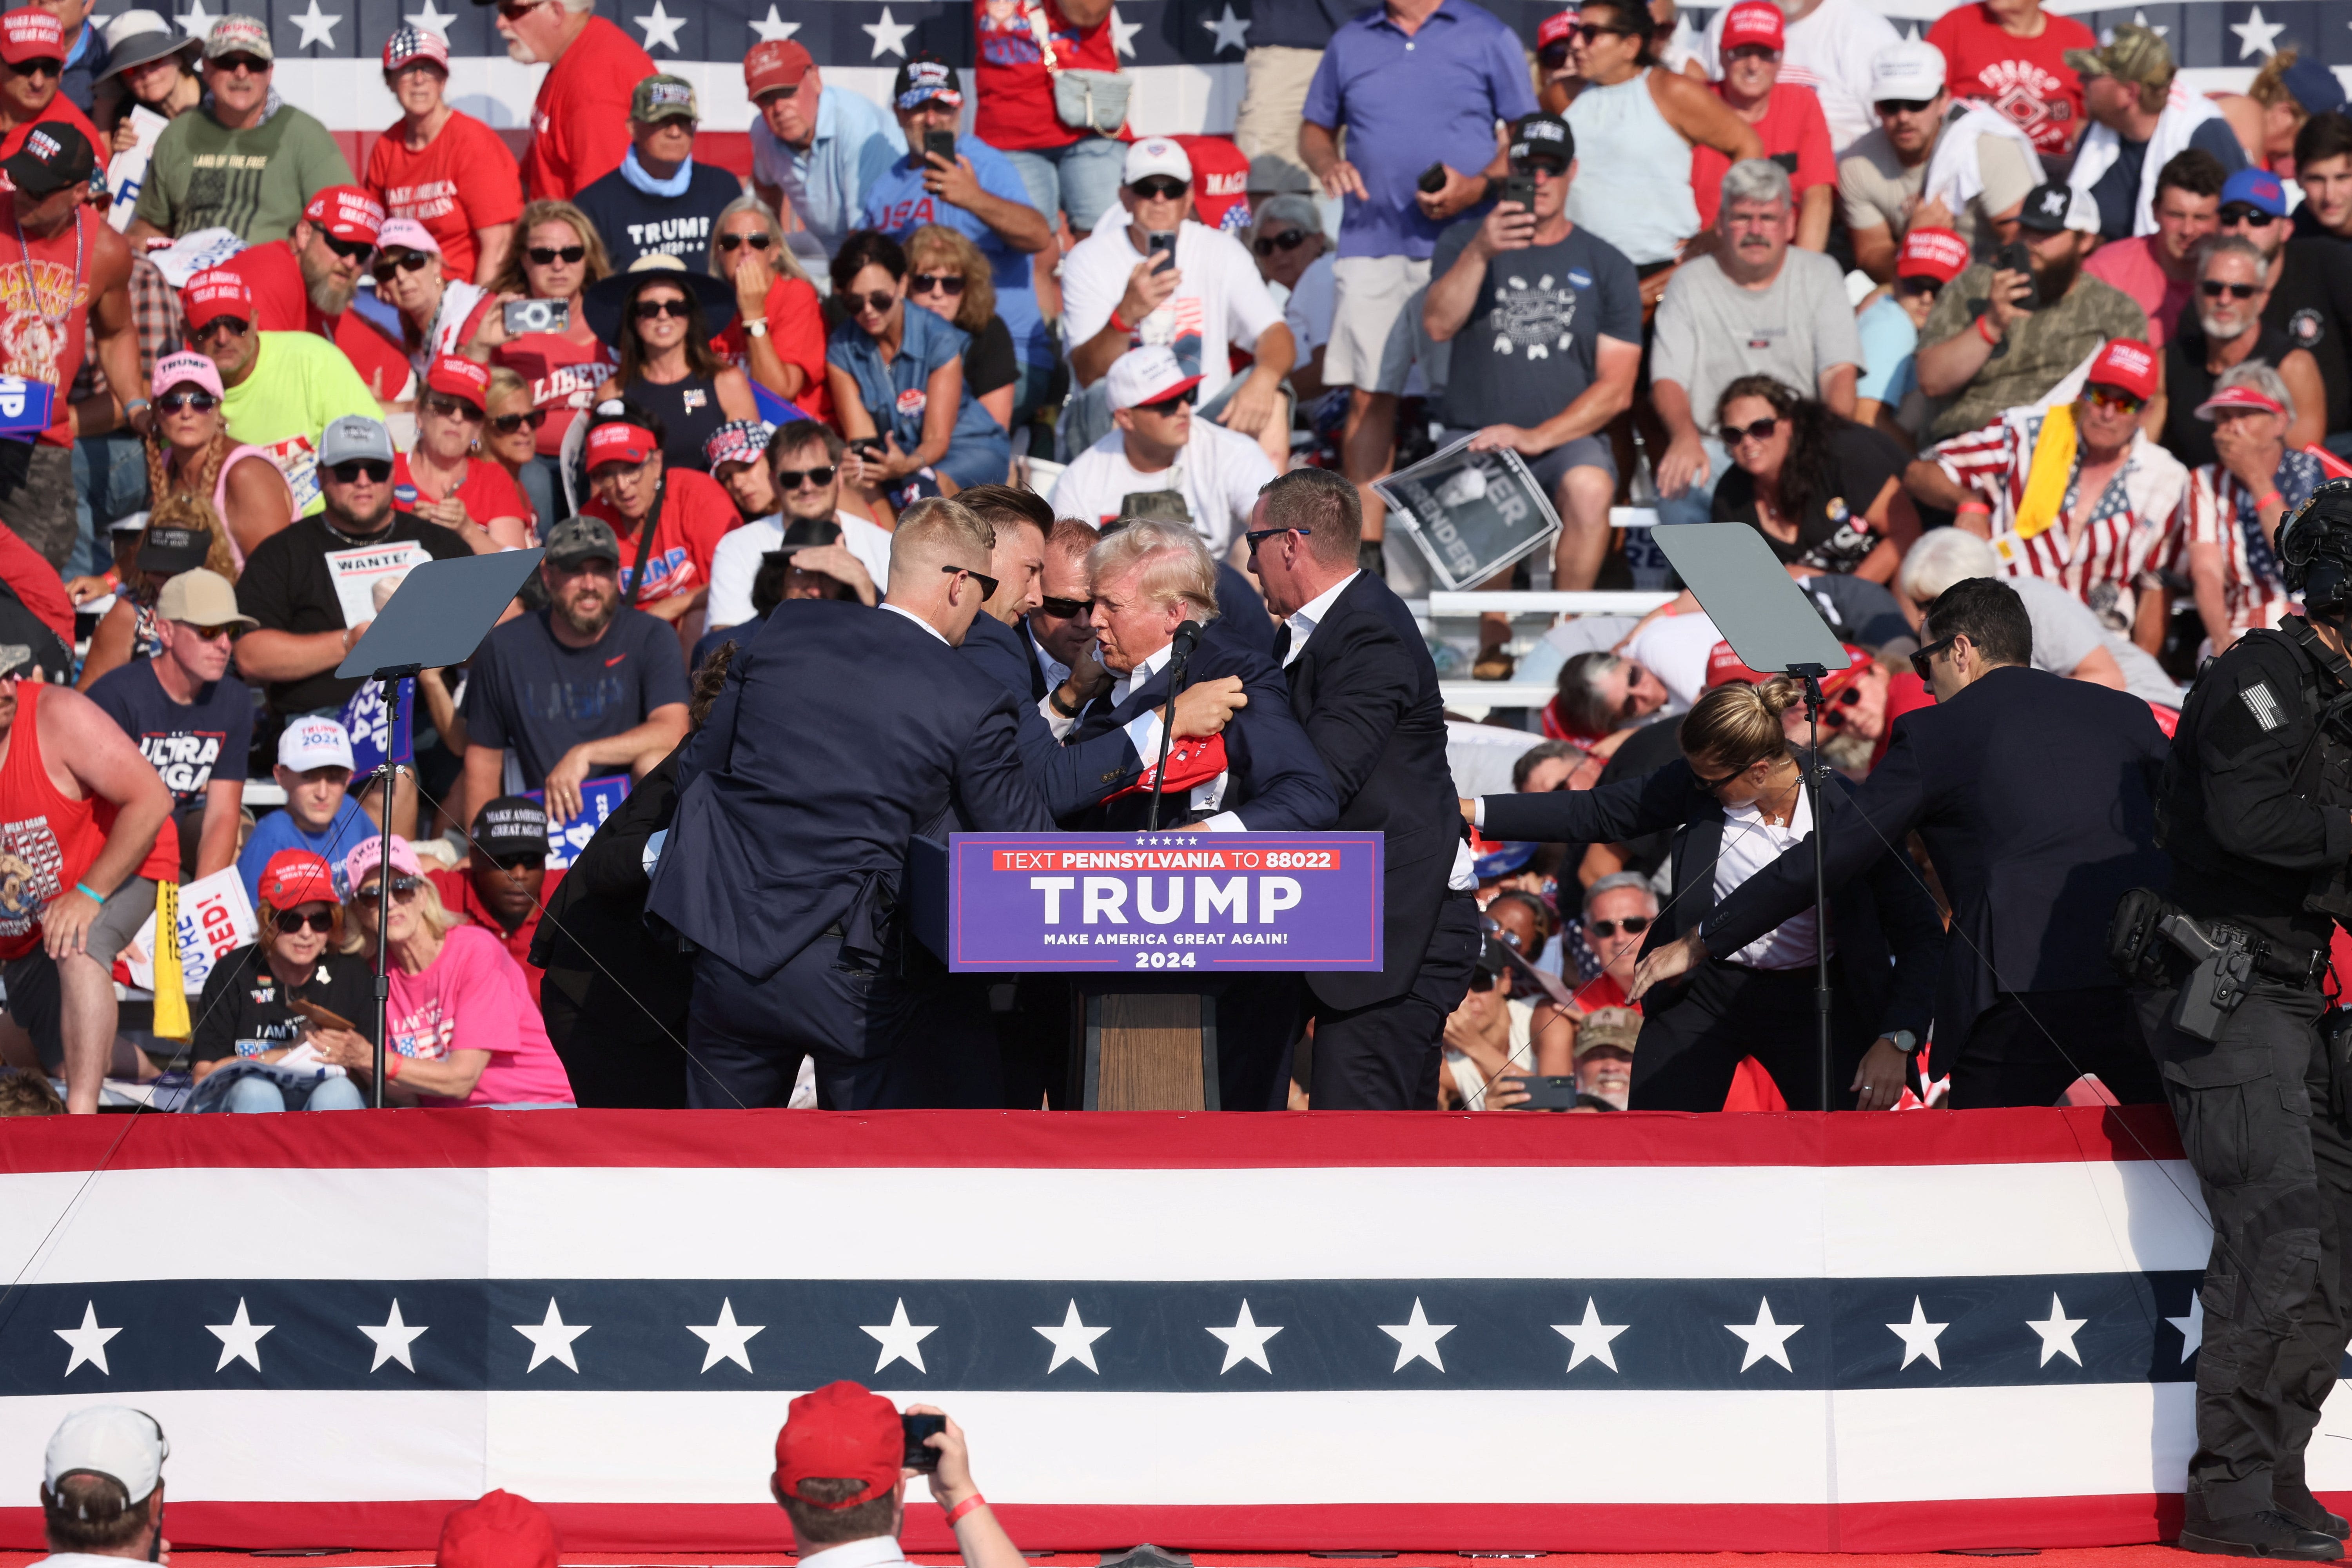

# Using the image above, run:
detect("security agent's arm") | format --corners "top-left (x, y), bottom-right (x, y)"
top-left (955, 691), bottom-right (1058, 831)
top-left (2189, 640), bottom-right (2352, 873)
top-left (1859, 800), bottom-right (1946, 1040)
top-left (1478, 757), bottom-right (1706, 845)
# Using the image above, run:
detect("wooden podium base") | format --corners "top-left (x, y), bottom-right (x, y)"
top-left (1075, 988), bottom-right (1221, 1111)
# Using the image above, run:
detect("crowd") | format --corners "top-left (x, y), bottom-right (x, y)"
top-left (0, 0), bottom-right (2343, 1118)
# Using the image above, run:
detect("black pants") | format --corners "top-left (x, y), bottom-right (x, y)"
top-left (1629, 959), bottom-right (1868, 1112)
top-left (1947, 986), bottom-right (2163, 1108)
top-left (2134, 976), bottom-right (2352, 1523)
top-left (1310, 892), bottom-right (1483, 1111)
top-left (541, 976), bottom-right (688, 1109)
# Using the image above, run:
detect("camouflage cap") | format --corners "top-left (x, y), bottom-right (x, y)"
top-left (2063, 23), bottom-right (2173, 89)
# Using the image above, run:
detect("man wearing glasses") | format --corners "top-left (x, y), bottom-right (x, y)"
top-left (1049, 345), bottom-right (1278, 559)
top-left (0, 10), bottom-right (98, 167)
top-left (496, 0), bottom-right (655, 203)
top-left (125, 15), bottom-right (351, 247)
top-left (1838, 40), bottom-right (2034, 287)
top-left (214, 185), bottom-right (414, 403)
top-left (182, 269), bottom-right (379, 518)
top-left (2203, 164), bottom-right (2352, 453)
top-left (426, 797), bottom-right (561, 1005)
top-left (706, 423), bottom-right (895, 633)
top-left (2158, 230), bottom-right (2324, 471)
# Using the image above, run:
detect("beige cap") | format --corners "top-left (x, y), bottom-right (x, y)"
top-left (1573, 1006), bottom-right (1641, 1057)
top-left (155, 569), bottom-right (255, 628)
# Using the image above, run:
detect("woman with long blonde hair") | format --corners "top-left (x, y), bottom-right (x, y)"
top-left (142, 350), bottom-right (294, 568)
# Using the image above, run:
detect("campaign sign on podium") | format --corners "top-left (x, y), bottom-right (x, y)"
top-left (921, 832), bottom-right (1384, 972)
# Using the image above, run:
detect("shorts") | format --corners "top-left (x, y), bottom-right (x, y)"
top-left (6, 876), bottom-right (157, 1069)
top-left (1234, 47), bottom-right (1325, 191)
top-left (1327, 254), bottom-right (1432, 397)
top-left (1000, 137), bottom-right (1130, 234)
top-left (1436, 426), bottom-right (1616, 495)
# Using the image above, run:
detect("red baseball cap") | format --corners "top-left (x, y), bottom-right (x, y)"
top-left (773, 1381), bottom-right (902, 1509)
top-left (180, 268), bottom-right (254, 332)
top-left (585, 421), bottom-right (657, 469)
top-left (257, 849), bottom-right (337, 910)
top-left (2084, 338), bottom-right (2158, 403)
top-left (1819, 643), bottom-right (1876, 700)
top-left (436, 1490), bottom-right (558, 1568)
top-left (1537, 9), bottom-right (1576, 49)
top-left (1895, 225), bottom-right (1968, 284)
top-left (1720, 1), bottom-right (1784, 51)
top-left (303, 184), bottom-right (384, 245)
top-left (746, 38), bottom-right (814, 97)
top-left (2196, 383), bottom-right (2287, 420)
top-left (1, 10), bottom-right (65, 65)
top-left (426, 353), bottom-right (490, 411)
top-left (1703, 640), bottom-right (1771, 690)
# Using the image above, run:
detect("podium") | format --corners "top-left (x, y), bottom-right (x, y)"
top-left (910, 832), bottom-right (1384, 1110)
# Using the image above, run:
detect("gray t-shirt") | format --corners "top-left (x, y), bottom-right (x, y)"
top-left (1430, 220), bottom-right (1642, 432)
top-left (1650, 248), bottom-right (1864, 429)
top-left (2010, 573), bottom-right (2184, 709)
top-left (1837, 122), bottom-right (2036, 258)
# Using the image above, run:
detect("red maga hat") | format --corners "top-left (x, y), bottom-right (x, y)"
top-left (2084, 338), bottom-right (2158, 403)
top-left (1720, 1), bottom-right (1785, 51)
top-left (773, 1381), bottom-right (902, 1509)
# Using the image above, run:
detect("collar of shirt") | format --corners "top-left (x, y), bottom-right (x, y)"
top-left (1108, 640), bottom-right (1176, 707)
top-left (880, 602), bottom-right (948, 645)
top-left (1283, 570), bottom-right (1361, 666)
top-left (1030, 626), bottom-right (1070, 691)
top-left (800, 1536), bottom-right (908, 1568)
top-left (1368, 0), bottom-right (1459, 36)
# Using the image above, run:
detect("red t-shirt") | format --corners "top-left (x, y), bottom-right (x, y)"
top-left (365, 111), bottom-right (525, 284)
top-left (1572, 970), bottom-right (1641, 1016)
top-left (494, 329), bottom-right (616, 457)
top-left (974, 0), bottom-right (1122, 151)
top-left (1693, 83), bottom-right (1835, 229)
top-left (392, 452), bottom-right (532, 531)
top-left (218, 239), bottom-right (415, 400)
top-left (584, 466), bottom-right (740, 606)
top-left (427, 865), bottom-right (564, 1007)
top-left (521, 15), bottom-right (655, 200)
top-left (0, 193), bottom-right (98, 445)
top-left (0, 95), bottom-right (105, 192)
top-left (0, 518), bottom-right (70, 642)
top-left (1925, 3), bottom-right (2098, 158)
top-left (711, 274), bottom-right (831, 425)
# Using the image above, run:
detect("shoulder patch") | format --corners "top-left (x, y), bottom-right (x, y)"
top-left (2242, 681), bottom-right (2287, 731)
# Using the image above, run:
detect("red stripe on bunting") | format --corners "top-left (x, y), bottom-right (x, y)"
top-left (0, 1104), bottom-right (2185, 1175)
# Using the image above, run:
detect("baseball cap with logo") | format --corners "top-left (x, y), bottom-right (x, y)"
top-left (152, 350), bottom-right (224, 400)
top-left (156, 568), bottom-right (254, 628)
top-left (5, 122), bottom-right (93, 198)
top-left (138, 526), bottom-right (212, 575)
top-left (2283, 53), bottom-right (2348, 116)
top-left (376, 216), bottom-right (439, 256)
top-left (1, 11), bottom-right (66, 65)
top-left (203, 13), bottom-right (272, 61)
top-left (1867, 39), bottom-right (1945, 102)
top-left (704, 419), bottom-right (772, 472)
top-left (2221, 166), bottom-right (2288, 218)
top-left (279, 715), bottom-right (355, 773)
top-left (632, 74), bottom-right (698, 124)
top-left (1536, 9), bottom-right (1575, 51)
top-left (344, 834), bottom-right (422, 891)
top-left (894, 52), bottom-right (962, 110)
top-left (1818, 643), bottom-right (1877, 701)
top-left (585, 421), bottom-right (658, 470)
top-left (319, 414), bottom-right (396, 467)
top-left (543, 513), bottom-right (622, 568)
top-left (2016, 180), bottom-right (2100, 234)
top-left (1508, 112), bottom-right (1573, 169)
top-left (1574, 1006), bottom-right (1641, 1057)
top-left (45, 1408), bottom-right (168, 1506)
top-left (303, 184), bottom-right (385, 244)
top-left (1720, 1), bottom-right (1785, 52)
top-left (1124, 136), bottom-right (1193, 187)
top-left (773, 1381), bottom-right (903, 1509)
top-left (471, 796), bottom-right (550, 861)
top-left (380, 24), bottom-right (448, 72)
top-left (426, 354), bottom-right (490, 411)
top-left (2063, 22), bottom-right (2172, 91)
top-left (745, 38), bottom-right (814, 97)
top-left (258, 849), bottom-right (338, 910)
top-left (1896, 225), bottom-right (1969, 283)
top-left (2197, 382), bottom-right (2288, 420)
top-left (1703, 640), bottom-right (1771, 690)
top-left (179, 268), bottom-right (253, 331)
top-left (1105, 344), bottom-right (1203, 411)
top-left (2086, 338), bottom-right (2160, 402)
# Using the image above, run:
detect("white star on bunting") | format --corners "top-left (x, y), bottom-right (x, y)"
top-left (2167, 1292), bottom-right (2205, 1361)
top-left (1035, 1299), bottom-right (1110, 1374)
top-left (863, 6), bottom-right (913, 57)
top-left (1201, 2), bottom-right (1250, 53)
top-left (1552, 1297), bottom-right (1629, 1372)
top-left (175, 0), bottom-right (214, 36)
top-left (514, 1298), bottom-right (590, 1373)
top-left (401, 0), bottom-right (456, 30)
top-left (1378, 1297), bottom-right (1455, 1372)
top-left (2027, 1293), bottom-right (2088, 1367)
top-left (1109, 5), bottom-right (1140, 57)
top-left (359, 1299), bottom-right (428, 1373)
top-left (1886, 1296), bottom-right (1947, 1370)
top-left (749, 4), bottom-right (798, 41)
top-left (1207, 1299), bottom-right (1283, 1373)
top-left (1726, 1296), bottom-right (1803, 1372)
top-left (687, 1298), bottom-right (765, 1373)
top-left (207, 1297), bottom-right (275, 1373)
top-left (2132, 9), bottom-right (2170, 36)
top-left (633, 0), bottom-right (684, 51)
top-left (2232, 4), bottom-right (2285, 57)
top-left (862, 1298), bottom-right (938, 1374)
top-left (56, 1301), bottom-right (122, 1377)
top-left (288, 0), bottom-right (339, 48)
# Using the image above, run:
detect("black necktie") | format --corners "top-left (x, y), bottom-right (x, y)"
top-left (1271, 622), bottom-right (1293, 665)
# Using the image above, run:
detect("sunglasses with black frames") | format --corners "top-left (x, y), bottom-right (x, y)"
top-left (774, 464), bottom-right (837, 489)
top-left (1254, 228), bottom-right (1311, 256)
top-left (632, 297), bottom-right (694, 320)
top-left (372, 251), bottom-right (431, 281)
top-left (1909, 635), bottom-right (1958, 683)
top-left (1129, 176), bottom-right (1189, 202)
top-left (489, 407), bottom-right (548, 435)
top-left (272, 908), bottom-right (336, 935)
top-left (909, 272), bottom-right (966, 295)
top-left (717, 232), bottom-right (775, 251)
top-left (155, 390), bottom-right (218, 414)
top-left (526, 244), bottom-right (586, 265)
top-left (2219, 203), bottom-right (2279, 227)
top-left (1038, 595), bottom-right (1093, 618)
top-left (1588, 915), bottom-right (1651, 938)
top-left (944, 563), bottom-right (1001, 600)
top-left (1720, 415), bottom-right (1780, 445)
top-left (2200, 279), bottom-right (2260, 299)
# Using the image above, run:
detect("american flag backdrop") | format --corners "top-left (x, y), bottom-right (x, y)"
top-left (0, 1106), bottom-right (2318, 1553)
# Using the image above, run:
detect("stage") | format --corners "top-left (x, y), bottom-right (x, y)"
top-left (0, 1106), bottom-right (2310, 1555)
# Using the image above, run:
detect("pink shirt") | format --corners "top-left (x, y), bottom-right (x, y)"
top-left (2081, 235), bottom-right (2196, 348)
top-left (387, 923), bottom-right (575, 1107)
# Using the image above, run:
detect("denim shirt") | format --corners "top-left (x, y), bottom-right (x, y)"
top-left (827, 301), bottom-right (1002, 454)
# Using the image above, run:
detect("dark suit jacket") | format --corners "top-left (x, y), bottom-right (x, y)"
top-left (1216, 561), bottom-right (1276, 656)
top-left (1066, 615), bottom-right (1338, 832)
top-left (1483, 758), bottom-right (1944, 1042)
top-left (1699, 664), bottom-right (2169, 1059)
top-left (645, 599), bottom-right (1054, 979)
top-left (529, 743), bottom-right (692, 1044)
top-left (959, 612), bottom-right (1147, 818)
top-left (1284, 570), bottom-right (1462, 1008)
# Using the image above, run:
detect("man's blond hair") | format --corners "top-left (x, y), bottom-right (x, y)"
top-left (888, 497), bottom-right (997, 597)
top-left (1088, 519), bottom-right (1221, 622)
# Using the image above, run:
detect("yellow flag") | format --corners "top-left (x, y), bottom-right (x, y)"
top-left (150, 881), bottom-right (190, 1040)
top-left (2010, 403), bottom-right (2078, 541)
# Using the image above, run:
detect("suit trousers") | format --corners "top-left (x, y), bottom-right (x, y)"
top-left (2133, 977), bottom-right (2352, 1524)
top-left (543, 979), bottom-right (689, 1109)
top-left (1946, 987), bottom-right (2163, 1108)
top-left (1629, 958), bottom-right (1869, 1112)
top-left (1309, 891), bottom-right (1483, 1111)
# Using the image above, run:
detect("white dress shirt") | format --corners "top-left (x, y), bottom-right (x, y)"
top-left (1281, 568), bottom-right (1360, 666)
top-left (1714, 788), bottom-right (1824, 969)
top-left (880, 602), bottom-right (948, 645)
top-left (800, 1535), bottom-right (910, 1568)
top-left (1031, 627), bottom-right (1071, 693)
top-left (1107, 640), bottom-right (1243, 831)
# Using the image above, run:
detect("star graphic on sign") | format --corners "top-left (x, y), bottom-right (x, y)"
top-left (1378, 1296), bottom-right (1454, 1372)
top-left (514, 1298), bottom-right (590, 1373)
top-left (206, 1297), bottom-right (275, 1373)
top-left (1035, 1299), bottom-right (1111, 1373)
top-left (56, 1301), bottom-right (122, 1377)
top-left (749, 4), bottom-right (799, 41)
top-left (2232, 4), bottom-right (2285, 57)
top-left (401, 0), bottom-right (456, 30)
top-left (1201, 2), bottom-right (1249, 53)
top-left (2131, 9), bottom-right (2170, 36)
top-left (862, 1297), bottom-right (937, 1374)
top-left (2166, 1292), bottom-right (2204, 1361)
top-left (1886, 1296), bottom-right (1947, 1370)
top-left (863, 6), bottom-right (913, 57)
top-left (1109, 5), bottom-right (1140, 58)
top-left (687, 1298), bottom-right (765, 1374)
top-left (288, 0), bottom-right (339, 48)
top-left (1552, 1297), bottom-right (1629, 1372)
top-left (2026, 1293), bottom-right (2088, 1367)
top-left (1207, 1299), bottom-right (1283, 1373)
top-left (1726, 1296), bottom-right (1803, 1372)
top-left (175, 0), bottom-right (214, 36)
top-left (632, 0), bottom-right (684, 52)
top-left (359, 1299), bottom-right (428, 1373)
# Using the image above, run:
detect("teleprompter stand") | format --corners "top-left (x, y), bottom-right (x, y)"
top-left (336, 548), bottom-right (543, 1107)
top-left (1650, 524), bottom-right (1851, 1108)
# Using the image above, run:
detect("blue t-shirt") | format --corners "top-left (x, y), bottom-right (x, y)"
top-left (460, 606), bottom-right (691, 796)
top-left (1855, 294), bottom-right (1919, 407)
top-left (861, 136), bottom-right (1052, 370)
top-left (237, 795), bottom-right (374, 909)
top-left (87, 659), bottom-right (254, 809)
top-left (827, 301), bottom-right (1005, 454)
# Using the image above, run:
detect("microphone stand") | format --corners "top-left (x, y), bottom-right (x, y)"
top-left (1788, 662), bottom-right (1832, 1110)
top-left (1145, 625), bottom-right (1200, 831)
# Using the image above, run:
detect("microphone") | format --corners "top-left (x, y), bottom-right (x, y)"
top-left (1170, 620), bottom-right (1203, 658)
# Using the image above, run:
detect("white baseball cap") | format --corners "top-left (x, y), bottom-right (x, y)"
top-left (1868, 39), bottom-right (1947, 102)
top-left (1105, 344), bottom-right (1203, 412)
top-left (45, 1407), bottom-right (168, 1505)
top-left (1123, 136), bottom-right (1193, 187)
top-left (278, 716), bottom-right (355, 773)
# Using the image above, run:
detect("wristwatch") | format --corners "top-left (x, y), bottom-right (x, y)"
top-left (746, 319), bottom-right (769, 339)
top-left (1886, 1029), bottom-right (1920, 1053)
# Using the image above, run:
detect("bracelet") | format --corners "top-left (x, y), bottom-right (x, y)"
top-left (1975, 314), bottom-right (2002, 346)
top-left (1049, 685), bottom-right (1080, 717)
top-left (384, 1052), bottom-right (403, 1081)
top-left (943, 1494), bottom-right (987, 1527)
top-left (2256, 490), bottom-right (2285, 510)
top-left (121, 398), bottom-right (149, 415)
top-left (1109, 308), bottom-right (1134, 337)
top-left (73, 882), bottom-right (105, 904)
top-left (1955, 500), bottom-right (1992, 515)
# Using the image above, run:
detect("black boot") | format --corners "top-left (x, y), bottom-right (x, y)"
top-left (2179, 1509), bottom-right (2346, 1559)
top-left (2276, 1488), bottom-right (2351, 1541)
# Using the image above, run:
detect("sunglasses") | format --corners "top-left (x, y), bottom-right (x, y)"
top-left (755, 84), bottom-right (801, 103)
top-left (717, 232), bottom-right (775, 252)
top-left (488, 852), bottom-right (546, 872)
top-left (489, 407), bottom-right (548, 434)
top-left (1244, 523), bottom-right (1311, 550)
top-left (1539, 43), bottom-right (1572, 66)
top-left (1575, 22), bottom-right (1633, 40)
top-left (5, 58), bottom-right (60, 78)
top-left (329, 459), bottom-right (392, 484)
top-left (372, 251), bottom-right (431, 280)
top-left (2084, 385), bottom-right (2145, 415)
top-left (775, 464), bottom-right (837, 489)
top-left (1038, 594), bottom-right (1093, 618)
top-left (1587, 915), bottom-right (1650, 938)
top-left (1691, 761), bottom-right (1746, 793)
top-left (1875, 98), bottom-right (1936, 116)
top-left (423, 393), bottom-right (483, 422)
top-left (1140, 387), bottom-right (1198, 416)
top-left (177, 620), bottom-right (243, 641)
top-left (2219, 204), bottom-right (2279, 227)
top-left (909, 271), bottom-right (966, 295)
top-left (1253, 228), bottom-right (1310, 256)
top-left (526, 244), bottom-right (586, 265)
top-left (1129, 176), bottom-right (1189, 201)
top-left (1817, 684), bottom-right (1866, 728)
top-left (211, 53), bottom-right (268, 74)
top-left (190, 317), bottom-right (248, 342)
top-left (1896, 276), bottom-right (1941, 299)
top-left (496, 0), bottom-right (546, 18)
top-left (355, 875), bottom-right (422, 904)
top-left (944, 563), bottom-right (1000, 600)
top-left (1909, 634), bottom-right (1958, 683)
top-left (272, 908), bottom-right (336, 935)
top-left (632, 297), bottom-right (693, 320)
top-left (319, 233), bottom-right (374, 262)
top-left (852, 289), bottom-right (897, 315)
top-left (2200, 279), bottom-right (2261, 299)
top-left (1720, 415), bottom-right (1780, 445)
top-left (155, 389), bottom-right (218, 414)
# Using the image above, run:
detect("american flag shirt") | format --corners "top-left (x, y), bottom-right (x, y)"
top-left (2178, 450), bottom-right (2322, 641)
top-left (1926, 409), bottom-right (2189, 634)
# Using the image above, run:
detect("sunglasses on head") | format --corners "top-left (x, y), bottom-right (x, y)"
top-left (272, 907), bottom-right (335, 934)
top-left (489, 407), bottom-right (548, 435)
top-left (632, 296), bottom-right (693, 321)
top-left (909, 271), bottom-right (966, 295)
top-left (156, 389), bottom-right (218, 414)
top-left (944, 563), bottom-right (1000, 600)
top-left (330, 459), bottom-right (392, 484)
top-left (2201, 279), bottom-right (2261, 299)
top-left (424, 393), bottom-right (482, 422)
top-left (1588, 915), bottom-right (1650, 938)
top-left (355, 875), bottom-right (422, 904)
top-left (1129, 176), bottom-right (1189, 202)
top-left (774, 464), bottom-right (837, 489)
top-left (1909, 634), bottom-right (1958, 683)
top-left (1720, 415), bottom-right (1780, 445)
top-left (319, 233), bottom-right (373, 262)
top-left (717, 231), bottom-right (775, 252)
top-left (1254, 228), bottom-right (1311, 256)
top-left (372, 251), bottom-right (430, 280)
top-left (852, 289), bottom-right (897, 316)
top-left (2085, 384), bottom-right (2145, 415)
top-left (526, 244), bottom-right (586, 265)
top-left (1140, 386), bottom-right (1198, 416)
top-left (2219, 203), bottom-right (2278, 227)
top-left (1038, 594), bottom-right (1093, 618)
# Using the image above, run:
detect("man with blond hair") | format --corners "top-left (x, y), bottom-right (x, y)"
top-left (646, 495), bottom-right (1053, 1110)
